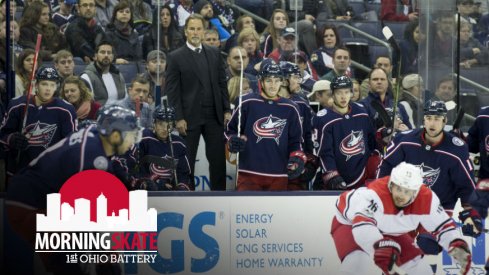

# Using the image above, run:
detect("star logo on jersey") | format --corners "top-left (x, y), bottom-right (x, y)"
top-left (149, 155), bottom-right (174, 179)
top-left (339, 130), bottom-right (365, 161)
top-left (253, 115), bottom-right (287, 145)
top-left (417, 163), bottom-right (441, 187)
top-left (25, 121), bottom-right (57, 148)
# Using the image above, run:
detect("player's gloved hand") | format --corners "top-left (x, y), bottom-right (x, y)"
top-left (416, 233), bottom-right (442, 255)
top-left (299, 153), bottom-right (319, 182)
top-left (133, 178), bottom-right (159, 191)
top-left (448, 239), bottom-right (471, 275)
top-left (154, 178), bottom-right (174, 191)
top-left (8, 132), bottom-right (28, 150)
top-left (287, 151), bottom-right (307, 180)
top-left (471, 179), bottom-right (489, 219)
top-left (459, 209), bottom-right (483, 238)
top-left (175, 183), bottom-right (190, 191)
top-left (373, 238), bottom-right (401, 275)
top-left (322, 171), bottom-right (347, 190)
top-left (228, 135), bottom-right (246, 153)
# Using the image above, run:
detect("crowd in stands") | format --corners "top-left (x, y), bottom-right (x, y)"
top-left (0, 0), bottom-right (488, 190)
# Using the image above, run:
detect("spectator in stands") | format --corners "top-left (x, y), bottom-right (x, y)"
top-left (311, 24), bottom-right (342, 77)
top-left (313, 80), bottom-right (333, 109)
top-left (54, 50), bottom-right (75, 83)
top-left (286, 51), bottom-right (318, 93)
top-left (142, 50), bottom-right (166, 105)
top-left (268, 27), bottom-right (308, 66)
top-left (0, 0), bottom-right (16, 22)
top-left (65, 0), bottom-right (105, 63)
top-left (457, 0), bottom-right (477, 25)
top-left (260, 9), bottom-right (289, 57)
top-left (472, 1), bottom-right (489, 45)
top-left (129, 0), bottom-right (152, 34)
top-left (380, 0), bottom-right (418, 22)
top-left (459, 21), bottom-right (489, 68)
top-left (52, 0), bottom-right (76, 33)
top-left (320, 46), bottom-right (351, 81)
top-left (237, 27), bottom-right (263, 76)
top-left (352, 79), bottom-right (361, 102)
top-left (400, 19), bottom-right (422, 75)
top-left (227, 75), bottom-right (251, 105)
top-left (234, 0), bottom-right (272, 32)
top-left (322, 0), bottom-right (353, 21)
top-left (280, 0), bottom-right (319, 56)
top-left (226, 46), bottom-right (258, 92)
top-left (105, 1), bottom-right (142, 64)
top-left (80, 40), bottom-right (126, 106)
top-left (203, 28), bottom-right (221, 48)
top-left (177, 0), bottom-right (193, 30)
top-left (115, 75), bottom-right (153, 129)
top-left (194, 0), bottom-right (231, 42)
top-left (360, 67), bottom-right (411, 130)
top-left (431, 11), bottom-right (455, 66)
top-left (94, 0), bottom-right (117, 29)
top-left (434, 75), bottom-right (456, 103)
top-left (374, 55), bottom-right (393, 79)
top-left (209, 0), bottom-right (239, 35)
top-left (224, 14), bottom-right (255, 53)
top-left (19, 1), bottom-right (67, 61)
top-left (0, 20), bottom-right (22, 76)
top-left (60, 75), bottom-right (101, 122)
top-left (15, 49), bottom-right (36, 97)
top-left (142, 4), bottom-right (184, 58)
top-left (399, 74), bottom-right (423, 128)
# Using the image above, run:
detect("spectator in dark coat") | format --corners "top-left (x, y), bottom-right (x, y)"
top-left (104, 1), bottom-right (142, 64)
top-left (64, 0), bottom-right (106, 62)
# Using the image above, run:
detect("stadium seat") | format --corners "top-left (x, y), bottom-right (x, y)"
top-left (73, 64), bottom-right (86, 76)
top-left (73, 57), bottom-right (85, 65)
top-left (368, 45), bottom-right (390, 67)
top-left (382, 21), bottom-right (408, 41)
top-left (351, 21), bottom-right (383, 44)
top-left (366, 2), bottom-right (381, 16)
top-left (349, 2), bottom-right (366, 17)
top-left (315, 15), bottom-right (354, 40)
top-left (116, 63), bottom-right (140, 84)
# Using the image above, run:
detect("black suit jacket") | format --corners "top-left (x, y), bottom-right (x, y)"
top-left (165, 44), bottom-right (230, 129)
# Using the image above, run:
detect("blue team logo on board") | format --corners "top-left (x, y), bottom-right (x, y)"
top-left (339, 130), bottom-right (365, 161)
top-left (417, 163), bottom-right (441, 187)
top-left (253, 115), bottom-right (287, 145)
top-left (24, 121), bottom-right (57, 148)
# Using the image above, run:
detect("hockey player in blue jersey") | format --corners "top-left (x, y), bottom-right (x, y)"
top-left (5, 105), bottom-right (140, 274)
top-left (121, 104), bottom-right (192, 191)
top-left (225, 62), bottom-right (306, 191)
top-left (312, 75), bottom-right (377, 190)
top-left (377, 100), bottom-right (476, 213)
top-left (0, 66), bottom-right (77, 177)
top-left (467, 106), bottom-right (489, 182)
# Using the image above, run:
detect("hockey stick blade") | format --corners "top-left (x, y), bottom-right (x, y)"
top-left (390, 263), bottom-right (407, 275)
top-left (370, 100), bottom-right (393, 128)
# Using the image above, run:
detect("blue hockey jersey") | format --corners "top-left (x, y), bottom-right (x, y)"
top-left (359, 91), bottom-right (413, 129)
top-left (225, 93), bottom-right (303, 177)
top-left (290, 93), bottom-right (314, 153)
top-left (123, 129), bottom-right (191, 185)
top-left (467, 106), bottom-right (489, 179)
top-left (377, 129), bottom-right (476, 210)
top-left (312, 103), bottom-right (376, 187)
top-left (6, 126), bottom-right (114, 209)
top-left (0, 96), bottom-right (77, 174)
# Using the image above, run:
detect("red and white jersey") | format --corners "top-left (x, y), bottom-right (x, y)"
top-left (335, 176), bottom-right (463, 255)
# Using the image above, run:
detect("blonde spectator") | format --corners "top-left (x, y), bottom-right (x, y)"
top-left (238, 27), bottom-right (263, 76)
top-left (227, 76), bottom-right (251, 106)
top-left (61, 76), bottom-right (101, 122)
top-left (351, 79), bottom-right (361, 101)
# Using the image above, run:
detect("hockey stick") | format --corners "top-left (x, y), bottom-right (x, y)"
top-left (163, 99), bottom-right (179, 186)
top-left (382, 27), bottom-right (402, 138)
top-left (370, 100), bottom-right (394, 129)
top-left (390, 263), bottom-right (408, 275)
top-left (17, 34), bottom-right (42, 163)
top-left (234, 47), bottom-right (245, 189)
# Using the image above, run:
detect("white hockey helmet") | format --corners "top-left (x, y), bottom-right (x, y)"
top-left (388, 162), bottom-right (423, 194)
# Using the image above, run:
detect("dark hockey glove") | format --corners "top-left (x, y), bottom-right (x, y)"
top-left (375, 127), bottom-right (393, 146)
top-left (228, 135), bottom-right (246, 153)
top-left (133, 178), bottom-right (159, 191)
top-left (154, 178), bottom-right (174, 191)
top-left (459, 209), bottom-right (483, 238)
top-left (416, 233), bottom-right (442, 255)
top-left (299, 153), bottom-right (319, 182)
top-left (373, 238), bottom-right (401, 275)
top-left (322, 171), bottom-right (347, 190)
top-left (448, 239), bottom-right (471, 275)
top-left (287, 151), bottom-right (307, 180)
top-left (8, 132), bottom-right (28, 150)
top-left (470, 179), bottom-right (489, 219)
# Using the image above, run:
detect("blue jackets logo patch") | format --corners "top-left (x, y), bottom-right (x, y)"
top-left (418, 163), bottom-right (441, 187)
top-left (25, 121), bottom-right (57, 148)
top-left (339, 130), bottom-right (365, 161)
top-left (253, 115), bottom-right (287, 145)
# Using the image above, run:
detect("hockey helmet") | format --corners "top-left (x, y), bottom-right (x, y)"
top-left (259, 63), bottom-right (283, 79)
top-left (424, 100), bottom-right (447, 116)
top-left (279, 61), bottom-right (301, 78)
top-left (97, 105), bottom-right (140, 136)
top-left (389, 162), bottom-right (423, 195)
top-left (36, 67), bottom-right (60, 82)
top-left (330, 75), bottom-right (353, 91)
top-left (153, 105), bottom-right (176, 122)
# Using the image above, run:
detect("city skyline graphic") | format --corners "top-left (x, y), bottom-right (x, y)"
top-left (37, 190), bottom-right (157, 232)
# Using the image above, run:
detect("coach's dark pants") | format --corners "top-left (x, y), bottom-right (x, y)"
top-left (185, 118), bottom-right (226, 190)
